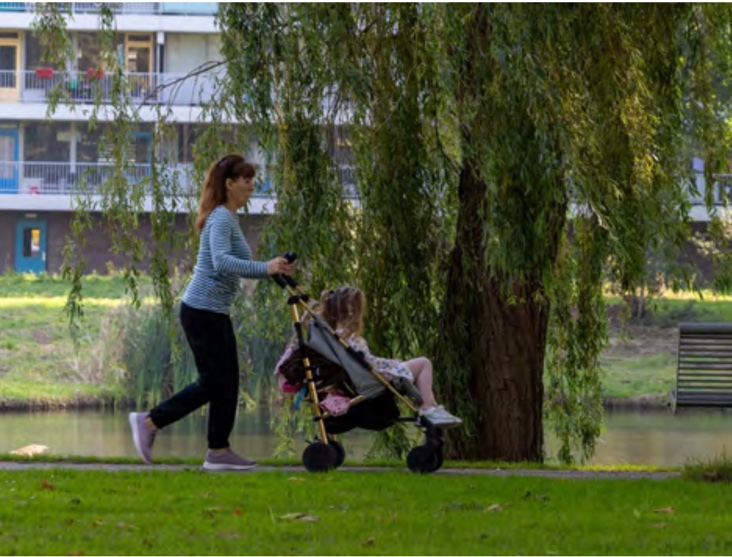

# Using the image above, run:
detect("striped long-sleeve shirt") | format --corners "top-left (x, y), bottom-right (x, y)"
top-left (182, 205), bottom-right (269, 314)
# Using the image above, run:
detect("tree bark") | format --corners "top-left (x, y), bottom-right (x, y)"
top-left (436, 159), bottom-right (557, 462)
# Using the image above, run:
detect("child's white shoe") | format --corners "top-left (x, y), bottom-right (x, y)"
top-left (419, 405), bottom-right (462, 428)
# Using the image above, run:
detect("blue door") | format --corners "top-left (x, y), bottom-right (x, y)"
top-left (15, 218), bottom-right (47, 274)
top-left (0, 127), bottom-right (19, 192)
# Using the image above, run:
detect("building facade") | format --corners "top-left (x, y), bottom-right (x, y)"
top-left (0, 3), bottom-right (721, 277)
top-left (0, 2), bottom-right (274, 274)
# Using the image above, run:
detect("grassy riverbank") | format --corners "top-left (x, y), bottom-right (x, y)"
top-left (0, 274), bottom-right (147, 409)
top-left (3, 273), bottom-right (732, 409)
top-left (1, 467), bottom-right (730, 555)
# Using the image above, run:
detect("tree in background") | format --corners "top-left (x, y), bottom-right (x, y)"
top-left (35, 3), bottom-right (732, 462)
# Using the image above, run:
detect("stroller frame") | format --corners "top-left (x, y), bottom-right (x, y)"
top-left (273, 261), bottom-right (446, 473)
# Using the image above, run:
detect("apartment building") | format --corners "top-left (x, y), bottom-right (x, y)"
top-left (0, 2), bottom-right (276, 274)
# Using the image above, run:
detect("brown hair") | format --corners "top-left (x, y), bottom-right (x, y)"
top-left (318, 286), bottom-right (365, 338)
top-left (195, 154), bottom-right (256, 234)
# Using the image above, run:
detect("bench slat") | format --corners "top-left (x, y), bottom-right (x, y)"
top-left (679, 322), bottom-right (732, 334)
top-left (679, 348), bottom-right (732, 354)
top-left (679, 366), bottom-right (732, 370)
top-left (677, 392), bottom-right (732, 399)
top-left (678, 373), bottom-right (732, 379)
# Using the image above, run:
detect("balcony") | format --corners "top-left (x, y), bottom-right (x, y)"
top-left (0, 161), bottom-right (283, 213)
top-left (0, 161), bottom-right (203, 196)
top-left (0, 161), bottom-right (355, 199)
top-left (0, 2), bottom-right (218, 16)
top-left (0, 69), bottom-right (219, 107)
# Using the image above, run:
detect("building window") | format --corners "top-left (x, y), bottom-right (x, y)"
top-left (76, 32), bottom-right (103, 72)
top-left (24, 122), bottom-right (71, 162)
top-left (25, 33), bottom-right (62, 71)
top-left (77, 124), bottom-right (153, 164)
top-left (0, 44), bottom-right (17, 88)
top-left (23, 228), bottom-right (41, 258)
top-left (77, 124), bottom-right (107, 163)
top-left (176, 124), bottom-right (202, 163)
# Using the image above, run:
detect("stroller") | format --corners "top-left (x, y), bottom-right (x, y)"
top-left (273, 255), bottom-right (446, 473)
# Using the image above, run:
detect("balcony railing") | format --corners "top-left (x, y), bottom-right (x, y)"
top-left (0, 2), bottom-right (218, 16)
top-left (0, 161), bottom-right (204, 196)
top-left (0, 161), bottom-right (357, 198)
top-left (1, 70), bottom-right (220, 106)
top-left (687, 173), bottom-right (732, 206)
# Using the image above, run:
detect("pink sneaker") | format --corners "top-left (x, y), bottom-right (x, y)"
top-left (203, 448), bottom-right (257, 471)
top-left (129, 412), bottom-right (156, 464)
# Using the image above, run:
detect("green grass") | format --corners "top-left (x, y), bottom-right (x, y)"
top-left (0, 272), bottom-right (152, 299)
top-left (682, 451), bottom-right (732, 483)
top-left (0, 379), bottom-right (121, 409)
top-left (1, 469), bottom-right (730, 555)
top-left (601, 353), bottom-right (676, 400)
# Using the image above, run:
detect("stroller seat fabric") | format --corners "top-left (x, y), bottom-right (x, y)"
top-left (280, 318), bottom-right (387, 400)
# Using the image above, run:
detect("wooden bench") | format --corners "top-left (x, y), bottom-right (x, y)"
top-left (673, 322), bottom-right (732, 411)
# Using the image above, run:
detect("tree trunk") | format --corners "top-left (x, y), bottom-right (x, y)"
top-left (435, 161), bottom-right (552, 462)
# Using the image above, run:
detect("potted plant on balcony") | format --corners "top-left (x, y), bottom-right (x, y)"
top-left (35, 67), bottom-right (53, 79)
top-left (34, 67), bottom-right (54, 94)
top-left (78, 68), bottom-right (106, 102)
top-left (86, 68), bottom-right (105, 81)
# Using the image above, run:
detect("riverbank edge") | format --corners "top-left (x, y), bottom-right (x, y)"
top-left (0, 394), bottom-right (671, 412)
top-left (0, 395), bottom-right (129, 412)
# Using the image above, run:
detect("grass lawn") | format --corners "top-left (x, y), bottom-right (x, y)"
top-left (1, 468), bottom-right (731, 555)
top-left (0, 272), bottom-right (153, 299)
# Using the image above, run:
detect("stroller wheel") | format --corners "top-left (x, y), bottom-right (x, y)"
top-left (302, 442), bottom-right (337, 473)
top-left (407, 444), bottom-right (442, 474)
top-left (329, 440), bottom-right (346, 468)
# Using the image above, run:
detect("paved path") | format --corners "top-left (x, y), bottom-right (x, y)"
top-left (0, 461), bottom-right (680, 480)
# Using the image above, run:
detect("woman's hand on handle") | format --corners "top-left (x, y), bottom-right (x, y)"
top-left (267, 256), bottom-right (295, 276)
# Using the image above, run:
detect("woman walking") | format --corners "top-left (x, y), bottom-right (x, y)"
top-left (129, 154), bottom-right (294, 471)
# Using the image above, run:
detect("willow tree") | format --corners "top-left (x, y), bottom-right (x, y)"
top-left (36, 3), bottom-right (732, 462)
top-left (215, 3), bottom-right (732, 462)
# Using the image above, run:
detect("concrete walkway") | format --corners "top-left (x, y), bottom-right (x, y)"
top-left (0, 461), bottom-right (680, 479)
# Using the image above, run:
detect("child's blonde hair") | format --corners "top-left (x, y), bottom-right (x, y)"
top-left (318, 286), bottom-right (365, 338)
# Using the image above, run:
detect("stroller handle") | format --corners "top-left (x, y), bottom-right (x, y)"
top-left (272, 252), bottom-right (298, 289)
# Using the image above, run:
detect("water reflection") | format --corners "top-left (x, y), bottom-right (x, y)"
top-left (587, 409), bottom-right (732, 466)
top-left (4, 407), bottom-right (732, 466)
top-left (0, 407), bottom-right (374, 461)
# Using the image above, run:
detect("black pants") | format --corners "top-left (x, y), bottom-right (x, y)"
top-left (149, 302), bottom-right (239, 450)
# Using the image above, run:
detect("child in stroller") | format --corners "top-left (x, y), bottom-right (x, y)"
top-left (277, 286), bottom-right (461, 426)
top-left (273, 274), bottom-right (461, 473)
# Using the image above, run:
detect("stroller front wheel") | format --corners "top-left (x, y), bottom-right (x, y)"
top-left (302, 442), bottom-right (338, 473)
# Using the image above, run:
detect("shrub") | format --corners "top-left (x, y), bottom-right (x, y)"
top-left (683, 450), bottom-right (732, 482)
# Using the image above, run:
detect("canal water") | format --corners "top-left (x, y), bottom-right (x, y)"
top-left (3, 407), bottom-right (732, 466)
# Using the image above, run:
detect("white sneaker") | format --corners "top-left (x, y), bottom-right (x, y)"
top-left (419, 405), bottom-right (462, 428)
